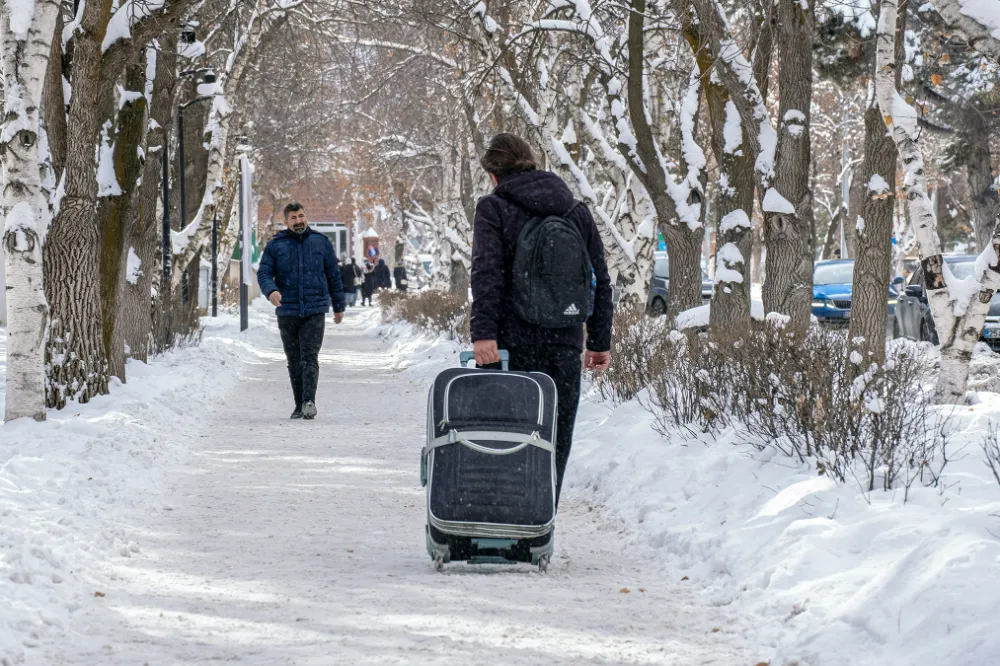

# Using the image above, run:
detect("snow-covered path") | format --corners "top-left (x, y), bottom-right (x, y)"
top-left (58, 310), bottom-right (757, 665)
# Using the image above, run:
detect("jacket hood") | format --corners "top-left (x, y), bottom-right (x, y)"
top-left (493, 170), bottom-right (575, 217)
top-left (378, 258), bottom-right (386, 266)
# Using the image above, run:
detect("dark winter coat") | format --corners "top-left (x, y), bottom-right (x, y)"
top-left (340, 262), bottom-right (357, 291)
top-left (393, 265), bottom-right (408, 290)
top-left (362, 267), bottom-right (376, 298)
top-left (374, 259), bottom-right (392, 290)
top-left (258, 227), bottom-right (345, 317)
top-left (471, 169), bottom-right (613, 352)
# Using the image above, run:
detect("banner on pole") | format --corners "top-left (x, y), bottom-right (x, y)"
top-left (240, 155), bottom-right (253, 286)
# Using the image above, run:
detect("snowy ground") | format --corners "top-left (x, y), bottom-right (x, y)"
top-left (3, 306), bottom-right (1000, 665)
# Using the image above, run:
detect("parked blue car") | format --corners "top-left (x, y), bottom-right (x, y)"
top-left (812, 259), bottom-right (900, 326)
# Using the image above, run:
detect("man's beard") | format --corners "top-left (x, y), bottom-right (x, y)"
top-left (292, 222), bottom-right (307, 233)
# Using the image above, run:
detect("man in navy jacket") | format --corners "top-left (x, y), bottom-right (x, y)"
top-left (258, 202), bottom-right (345, 420)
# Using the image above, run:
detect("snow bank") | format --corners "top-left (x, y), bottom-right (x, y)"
top-left (676, 298), bottom-right (765, 328)
top-left (0, 303), bottom-right (277, 663)
top-left (388, 321), bottom-right (1000, 665)
top-left (569, 357), bottom-right (1000, 666)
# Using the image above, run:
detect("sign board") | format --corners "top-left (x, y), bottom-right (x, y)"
top-left (240, 155), bottom-right (253, 286)
top-left (367, 245), bottom-right (380, 260)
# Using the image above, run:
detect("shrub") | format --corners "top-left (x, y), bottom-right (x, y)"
top-left (594, 306), bottom-right (674, 404)
top-left (603, 312), bottom-right (948, 495)
top-left (379, 290), bottom-right (470, 343)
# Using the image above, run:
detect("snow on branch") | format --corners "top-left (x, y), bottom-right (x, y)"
top-left (932, 0), bottom-right (1000, 60)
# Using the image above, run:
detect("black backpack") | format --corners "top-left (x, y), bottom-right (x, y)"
top-left (511, 200), bottom-right (593, 328)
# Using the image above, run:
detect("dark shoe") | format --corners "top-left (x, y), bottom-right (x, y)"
top-left (301, 401), bottom-right (317, 420)
top-left (291, 408), bottom-right (303, 419)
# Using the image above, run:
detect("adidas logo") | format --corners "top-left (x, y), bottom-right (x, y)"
top-left (563, 303), bottom-right (580, 316)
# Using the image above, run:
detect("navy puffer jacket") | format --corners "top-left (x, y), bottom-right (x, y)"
top-left (257, 227), bottom-right (345, 317)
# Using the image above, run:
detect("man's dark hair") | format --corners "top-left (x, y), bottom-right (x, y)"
top-left (481, 133), bottom-right (537, 181)
top-left (283, 201), bottom-right (305, 219)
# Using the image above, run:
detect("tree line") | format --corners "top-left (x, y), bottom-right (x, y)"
top-left (4, 0), bottom-right (1000, 422)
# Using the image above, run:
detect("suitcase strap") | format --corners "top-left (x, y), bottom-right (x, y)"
top-left (428, 429), bottom-right (554, 454)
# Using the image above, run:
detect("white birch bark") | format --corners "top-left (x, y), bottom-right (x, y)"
top-left (1, 0), bottom-right (59, 422)
top-left (875, 0), bottom-right (1000, 402)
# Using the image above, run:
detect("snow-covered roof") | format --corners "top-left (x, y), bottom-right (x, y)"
top-left (361, 227), bottom-right (380, 239)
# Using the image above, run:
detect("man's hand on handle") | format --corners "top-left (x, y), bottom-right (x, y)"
top-left (584, 350), bottom-right (611, 373)
top-left (473, 339), bottom-right (501, 367)
top-left (268, 291), bottom-right (282, 307)
top-left (334, 312), bottom-right (344, 324)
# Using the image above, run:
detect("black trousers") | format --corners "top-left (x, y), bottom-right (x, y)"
top-left (507, 345), bottom-right (582, 508)
top-left (277, 313), bottom-right (325, 408)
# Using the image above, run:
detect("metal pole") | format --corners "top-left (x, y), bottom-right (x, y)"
top-left (239, 162), bottom-right (249, 332)
top-left (161, 140), bottom-right (170, 282)
top-left (178, 110), bottom-right (186, 234)
top-left (211, 215), bottom-right (218, 317)
top-left (177, 110), bottom-right (188, 304)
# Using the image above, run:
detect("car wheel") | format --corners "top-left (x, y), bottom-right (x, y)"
top-left (649, 297), bottom-right (667, 317)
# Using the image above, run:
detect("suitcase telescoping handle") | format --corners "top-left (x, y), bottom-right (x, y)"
top-left (459, 350), bottom-right (509, 371)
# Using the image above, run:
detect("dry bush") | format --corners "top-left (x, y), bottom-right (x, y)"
top-left (593, 306), bottom-right (674, 404)
top-left (981, 422), bottom-right (1000, 487)
top-left (602, 312), bottom-right (947, 494)
top-left (379, 290), bottom-right (470, 343)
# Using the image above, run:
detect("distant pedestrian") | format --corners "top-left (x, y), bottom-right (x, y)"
top-left (374, 258), bottom-right (392, 290)
top-left (393, 261), bottom-right (408, 292)
top-left (257, 202), bottom-right (345, 420)
top-left (361, 260), bottom-right (376, 306)
top-left (340, 260), bottom-right (357, 307)
top-left (351, 258), bottom-right (363, 302)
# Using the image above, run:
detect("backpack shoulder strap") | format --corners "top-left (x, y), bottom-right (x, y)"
top-left (563, 200), bottom-right (582, 217)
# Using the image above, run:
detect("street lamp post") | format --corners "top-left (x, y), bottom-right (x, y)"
top-left (173, 66), bottom-right (216, 306)
top-left (211, 215), bottom-right (218, 317)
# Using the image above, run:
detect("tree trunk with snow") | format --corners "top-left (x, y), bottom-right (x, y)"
top-left (120, 43), bottom-right (176, 363)
top-left (171, 12), bottom-right (279, 290)
top-left (624, 0), bottom-right (703, 319)
top-left (41, 10), bottom-right (65, 178)
top-left (99, 59), bottom-right (148, 379)
top-left (762, 0), bottom-right (815, 334)
top-left (961, 108), bottom-right (997, 253)
top-left (0, 0), bottom-right (60, 421)
top-left (684, 21), bottom-right (756, 331)
top-left (875, 0), bottom-right (1000, 402)
top-left (43, 0), bottom-right (114, 408)
top-left (848, 0), bottom-right (903, 369)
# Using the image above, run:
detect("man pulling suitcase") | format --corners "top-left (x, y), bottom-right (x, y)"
top-left (470, 133), bottom-right (613, 507)
top-left (422, 133), bottom-right (613, 572)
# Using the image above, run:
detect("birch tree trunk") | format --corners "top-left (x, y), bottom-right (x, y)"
top-left (762, 0), bottom-right (815, 334)
top-left (847, 0), bottom-right (903, 368)
top-left (0, 0), bottom-right (60, 422)
top-left (875, 0), bottom-right (1000, 402)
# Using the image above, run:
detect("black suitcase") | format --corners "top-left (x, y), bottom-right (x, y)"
top-left (422, 351), bottom-right (558, 571)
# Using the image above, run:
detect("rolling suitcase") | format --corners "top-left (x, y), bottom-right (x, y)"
top-left (421, 351), bottom-right (558, 571)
